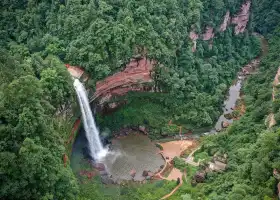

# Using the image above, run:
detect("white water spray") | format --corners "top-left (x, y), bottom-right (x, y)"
top-left (73, 79), bottom-right (108, 160)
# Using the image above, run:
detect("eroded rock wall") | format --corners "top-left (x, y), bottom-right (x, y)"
top-left (232, 1), bottom-right (251, 34)
top-left (66, 64), bottom-right (89, 81)
top-left (202, 26), bottom-right (214, 41)
top-left (94, 57), bottom-right (155, 103)
top-left (220, 11), bottom-right (230, 32)
top-left (190, 1), bottom-right (251, 52)
top-left (189, 31), bottom-right (199, 52)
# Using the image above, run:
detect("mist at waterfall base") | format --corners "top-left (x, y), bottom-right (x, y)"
top-left (73, 79), bottom-right (108, 161)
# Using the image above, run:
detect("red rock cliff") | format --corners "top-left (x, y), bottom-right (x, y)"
top-left (232, 1), bottom-right (251, 34)
top-left (93, 57), bottom-right (155, 103)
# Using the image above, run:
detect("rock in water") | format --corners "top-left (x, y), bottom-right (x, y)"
top-left (142, 170), bottom-right (149, 177)
top-left (222, 121), bottom-right (230, 128)
top-left (94, 163), bottom-right (105, 171)
top-left (130, 169), bottom-right (136, 177)
top-left (139, 125), bottom-right (147, 134)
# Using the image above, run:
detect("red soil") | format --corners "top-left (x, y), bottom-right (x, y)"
top-left (159, 140), bottom-right (197, 161)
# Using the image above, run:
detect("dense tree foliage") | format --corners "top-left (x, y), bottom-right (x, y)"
top-left (252, 0), bottom-right (280, 35)
top-left (101, 29), bottom-right (260, 134)
top-left (0, 0), bottom-right (261, 133)
top-left (0, 51), bottom-right (78, 199)
top-left (183, 27), bottom-right (280, 200)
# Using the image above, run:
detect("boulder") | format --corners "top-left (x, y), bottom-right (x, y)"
top-left (139, 125), bottom-right (147, 134)
top-left (142, 170), bottom-right (149, 177)
top-left (148, 172), bottom-right (154, 177)
top-left (101, 176), bottom-right (114, 184)
top-left (94, 163), bottom-right (105, 171)
top-left (222, 121), bottom-right (230, 128)
top-left (130, 169), bottom-right (136, 177)
top-left (224, 113), bottom-right (233, 120)
top-left (194, 171), bottom-right (206, 183)
top-left (99, 170), bottom-right (108, 176)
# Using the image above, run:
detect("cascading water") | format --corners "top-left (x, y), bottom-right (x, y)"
top-left (73, 79), bottom-right (108, 160)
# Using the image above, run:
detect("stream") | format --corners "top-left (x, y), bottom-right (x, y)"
top-left (208, 76), bottom-right (244, 135)
top-left (203, 35), bottom-right (267, 136)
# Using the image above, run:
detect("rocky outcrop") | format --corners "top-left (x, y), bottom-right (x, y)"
top-left (232, 1), bottom-right (251, 35)
top-left (130, 169), bottom-right (136, 177)
top-left (65, 64), bottom-right (88, 81)
top-left (93, 57), bottom-right (155, 104)
top-left (193, 171), bottom-right (206, 183)
top-left (93, 163), bottom-right (106, 171)
top-left (142, 170), bottom-right (149, 177)
top-left (188, 2), bottom-right (251, 52)
top-left (220, 11), bottom-right (230, 32)
top-left (222, 121), bottom-right (230, 128)
top-left (189, 31), bottom-right (199, 52)
top-left (202, 26), bottom-right (214, 41)
top-left (209, 160), bottom-right (227, 172)
top-left (266, 67), bottom-right (280, 128)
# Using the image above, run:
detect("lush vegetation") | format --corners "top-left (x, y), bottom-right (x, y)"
top-left (97, 1), bottom-right (261, 133)
top-left (1, 0), bottom-right (261, 134)
top-left (192, 28), bottom-right (280, 199)
top-left (1, 0), bottom-right (280, 199)
top-left (0, 51), bottom-right (79, 199)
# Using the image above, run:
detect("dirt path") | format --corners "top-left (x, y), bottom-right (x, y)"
top-left (166, 167), bottom-right (182, 181)
top-left (160, 181), bottom-right (183, 200)
top-left (160, 172), bottom-right (184, 200)
top-left (185, 148), bottom-right (200, 167)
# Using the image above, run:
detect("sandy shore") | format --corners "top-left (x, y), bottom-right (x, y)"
top-left (159, 140), bottom-right (197, 160)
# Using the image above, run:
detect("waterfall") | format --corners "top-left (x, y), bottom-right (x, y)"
top-left (73, 79), bottom-right (108, 160)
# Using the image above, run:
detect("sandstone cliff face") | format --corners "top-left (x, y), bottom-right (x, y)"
top-left (94, 57), bottom-right (155, 104)
top-left (189, 1), bottom-right (251, 52)
top-left (202, 26), bottom-right (214, 41)
top-left (66, 64), bottom-right (84, 79)
top-left (220, 11), bottom-right (230, 32)
top-left (232, 1), bottom-right (251, 35)
top-left (189, 31), bottom-right (199, 52)
top-left (66, 64), bottom-right (89, 82)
